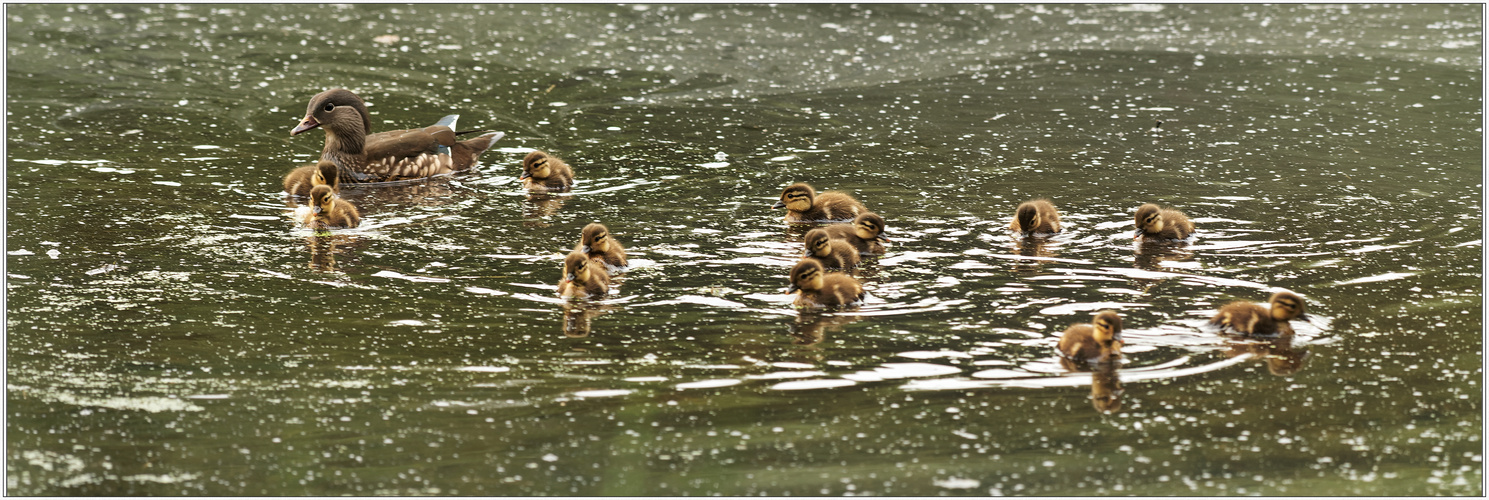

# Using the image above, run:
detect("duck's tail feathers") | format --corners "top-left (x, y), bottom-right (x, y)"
top-left (434, 114), bottom-right (460, 129)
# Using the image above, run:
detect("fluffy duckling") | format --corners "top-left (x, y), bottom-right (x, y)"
top-left (801, 228), bottom-right (860, 270)
top-left (1134, 203), bottom-right (1195, 240)
top-left (290, 88), bottom-right (504, 183)
top-left (557, 250), bottom-right (609, 299)
top-left (821, 212), bottom-right (889, 255)
top-left (574, 222), bottom-right (627, 272)
top-left (1057, 310), bottom-right (1124, 364)
top-left (787, 259), bottom-right (864, 309)
top-left (1209, 291), bottom-right (1307, 336)
top-left (283, 161), bottom-right (340, 197)
top-left (772, 183), bottom-right (867, 222)
top-left (307, 184), bottom-right (360, 229)
top-left (1010, 199), bottom-right (1061, 234)
top-left (521, 150), bottom-right (575, 192)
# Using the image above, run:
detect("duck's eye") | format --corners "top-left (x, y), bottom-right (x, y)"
top-left (322, 102), bottom-right (335, 112)
top-left (593, 234), bottom-right (606, 241)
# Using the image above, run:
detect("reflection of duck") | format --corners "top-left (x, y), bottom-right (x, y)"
top-left (787, 313), bottom-right (863, 345)
top-left (558, 251), bottom-right (609, 299)
top-left (787, 259), bottom-right (864, 309)
top-left (575, 223), bottom-right (627, 272)
top-left (521, 150), bottom-right (575, 192)
top-left (289, 88), bottom-right (503, 183)
top-left (305, 232), bottom-right (365, 272)
top-left (561, 302), bottom-right (611, 338)
top-left (282, 161), bottom-right (339, 197)
top-left (1010, 199), bottom-right (1061, 234)
top-left (802, 228), bottom-right (860, 270)
top-left (772, 183), bottom-right (866, 223)
top-left (1134, 203), bottom-right (1194, 240)
top-left (1225, 335), bottom-right (1311, 376)
top-left (1057, 310), bottom-right (1123, 364)
top-left (307, 184), bottom-right (360, 229)
top-left (820, 212), bottom-right (889, 255)
top-left (1209, 291), bottom-right (1306, 336)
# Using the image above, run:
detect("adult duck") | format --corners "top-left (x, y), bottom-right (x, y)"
top-left (289, 88), bottom-right (503, 183)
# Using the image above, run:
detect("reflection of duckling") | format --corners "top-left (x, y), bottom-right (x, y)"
top-left (557, 251), bottom-right (609, 299)
top-left (561, 302), bottom-right (610, 338)
top-left (1226, 335), bottom-right (1312, 376)
top-left (1089, 362), bottom-right (1123, 413)
top-left (521, 150), bottom-right (575, 192)
top-left (802, 228), bottom-right (860, 270)
top-left (283, 161), bottom-right (340, 197)
top-left (820, 212), bottom-right (889, 255)
top-left (787, 259), bottom-right (864, 309)
top-left (772, 183), bottom-right (866, 222)
top-left (575, 223), bottom-right (627, 272)
top-left (1209, 291), bottom-right (1306, 336)
top-left (787, 313), bottom-right (863, 345)
top-left (307, 184), bottom-right (360, 229)
top-left (1010, 199), bottom-right (1061, 234)
top-left (1057, 310), bottom-right (1123, 364)
top-left (1134, 203), bottom-right (1194, 240)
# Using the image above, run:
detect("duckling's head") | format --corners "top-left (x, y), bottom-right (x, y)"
top-left (562, 251), bottom-right (592, 283)
top-left (803, 228), bottom-right (834, 258)
top-left (773, 183), bottom-right (816, 211)
top-left (309, 185), bottom-right (335, 215)
top-left (1135, 203), bottom-right (1163, 233)
top-left (580, 223), bottom-right (613, 254)
top-left (1092, 310), bottom-right (1124, 346)
top-left (1015, 202), bottom-right (1041, 231)
top-left (292, 88), bottom-right (371, 137)
top-left (787, 259), bottom-right (825, 294)
top-left (522, 151), bottom-right (555, 180)
top-left (1268, 291), bottom-right (1307, 321)
top-left (311, 161), bottom-right (339, 188)
top-left (853, 212), bottom-right (888, 242)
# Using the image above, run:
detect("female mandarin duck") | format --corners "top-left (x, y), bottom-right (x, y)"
top-left (289, 88), bottom-right (503, 184)
top-left (1057, 310), bottom-right (1124, 364)
top-left (821, 212), bottom-right (889, 255)
top-left (575, 223), bottom-right (627, 272)
top-left (521, 150), bottom-right (575, 192)
top-left (772, 183), bottom-right (867, 223)
top-left (558, 250), bottom-right (610, 299)
top-left (1010, 199), bottom-right (1061, 234)
top-left (787, 259), bottom-right (864, 309)
top-left (306, 184), bottom-right (360, 229)
top-left (1134, 203), bottom-right (1195, 240)
top-left (801, 228), bottom-right (860, 270)
top-left (1209, 291), bottom-right (1307, 336)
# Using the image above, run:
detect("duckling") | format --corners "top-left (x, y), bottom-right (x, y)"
top-left (521, 150), bottom-right (575, 192)
top-left (772, 183), bottom-right (866, 222)
top-left (1209, 291), bottom-right (1307, 336)
top-left (307, 184), bottom-right (360, 229)
top-left (821, 212), bottom-right (889, 255)
top-left (1057, 310), bottom-right (1124, 364)
top-left (801, 228), bottom-right (860, 270)
top-left (290, 88), bottom-right (504, 183)
top-left (557, 250), bottom-right (610, 299)
top-left (787, 259), bottom-right (864, 309)
top-left (1009, 199), bottom-right (1061, 234)
top-left (282, 160), bottom-right (340, 197)
top-left (1134, 203), bottom-right (1195, 240)
top-left (574, 222), bottom-right (627, 272)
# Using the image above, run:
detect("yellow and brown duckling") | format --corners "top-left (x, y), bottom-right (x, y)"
top-left (282, 160), bottom-right (340, 197)
top-left (1057, 310), bottom-right (1124, 364)
top-left (1134, 203), bottom-right (1195, 240)
top-left (521, 150), bottom-right (575, 192)
top-left (1010, 199), bottom-right (1061, 234)
top-left (801, 228), bottom-right (860, 270)
top-left (574, 222), bottom-right (627, 272)
top-left (772, 182), bottom-right (867, 223)
top-left (787, 259), bottom-right (865, 309)
top-left (821, 212), bottom-right (889, 255)
top-left (1209, 291), bottom-right (1307, 336)
top-left (306, 184), bottom-right (360, 229)
top-left (290, 88), bottom-right (503, 183)
top-left (557, 250), bottom-right (610, 299)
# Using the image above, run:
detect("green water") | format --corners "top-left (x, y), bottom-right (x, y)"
top-left (6, 3), bottom-right (1482, 495)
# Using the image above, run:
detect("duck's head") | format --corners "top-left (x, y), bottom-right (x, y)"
top-left (787, 259), bottom-right (825, 294)
top-left (521, 151), bottom-right (555, 180)
top-left (310, 161), bottom-right (339, 189)
top-left (1092, 309), bottom-right (1124, 347)
top-left (562, 251), bottom-right (591, 283)
top-left (308, 184), bottom-right (335, 215)
top-left (853, 212), bottom-right (889, 242)
top-left (1134, 203), bottom-right (1163, 234)
top-left (580, 223), bottom-right (613, 254)
top-left (772, 183), bottom-right (816, 211)
top-left (1015, 202), bottom-right (1041, 231)
top-left (291, 88), bottom-right (371, 137)
top-left (1268, 291), bottom-right (1307, 322)
top-left (803, 228), bottom-right (833, 258)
